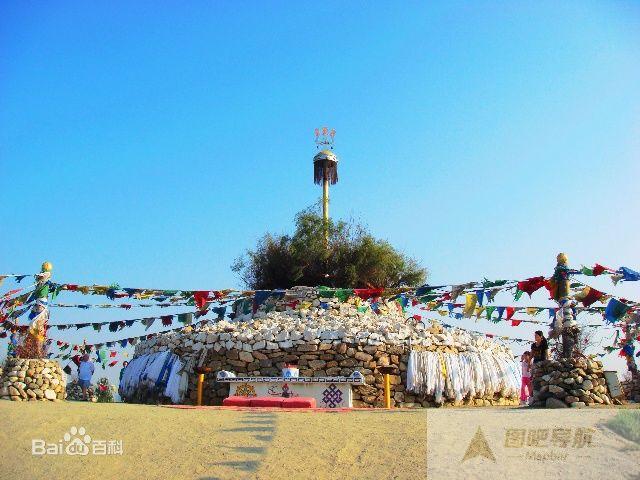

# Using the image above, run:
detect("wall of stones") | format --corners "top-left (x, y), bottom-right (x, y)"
top-left (132, 291), bottom-right (520, 408)
top-left (137, 335), bottom-right (519, 407)
top-left (530, 358), bottom-right (622, 408)
top-left (0, 358), bottom-right (66, 402)
top-left (621, 372), bottom-right (639, 402)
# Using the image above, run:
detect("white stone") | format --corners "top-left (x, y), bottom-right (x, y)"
top-left (43, 389), bottom-right (56, 400)
top-left (275, 331), bottom-right (289, 342)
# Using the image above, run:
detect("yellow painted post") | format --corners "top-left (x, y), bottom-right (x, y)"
top-left (379, 366), bottom-right (395, 409)
top-left (384, 374), bottom-right (391, 409)
top-left (196, 373), bottom-right (204, 406)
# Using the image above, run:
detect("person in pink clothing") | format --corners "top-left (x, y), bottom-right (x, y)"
top-left (520, 351), bottom-right (532, 404)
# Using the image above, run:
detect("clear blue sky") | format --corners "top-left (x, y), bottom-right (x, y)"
top-left (1, 2), bottom-right (639, 383)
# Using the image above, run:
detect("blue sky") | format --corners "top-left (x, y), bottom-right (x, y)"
top-left (1, 1), bottom-right (639, 383)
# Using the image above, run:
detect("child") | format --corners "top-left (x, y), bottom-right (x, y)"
top-left (520, 351), bottom-right (532, 404)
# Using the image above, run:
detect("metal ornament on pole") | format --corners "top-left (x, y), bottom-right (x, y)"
top-left (313, 127), bottom-right (338, 248)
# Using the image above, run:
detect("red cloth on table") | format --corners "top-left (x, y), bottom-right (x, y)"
top-left (249, 398), bottom-right (284, 408)
top-left (282, 397), bottom-right (316, 408)
top-left (223, 396), bottom-right (252, 407)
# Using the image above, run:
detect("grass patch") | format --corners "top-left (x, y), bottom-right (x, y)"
top-left (606, 410), bottom-right (640, 445)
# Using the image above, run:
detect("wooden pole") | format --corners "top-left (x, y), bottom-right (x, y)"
top-left (322, 164), bottom-right (329, 247)
top-left (196, 373), bottom-right (205, 406)
top-left (384, 373), bottom-right (391, 408)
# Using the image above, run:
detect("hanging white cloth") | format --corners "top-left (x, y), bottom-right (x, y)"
top-left (407, 350), bottom-right (521, 403)
top-left (119, 350), bottom-right (186, 403)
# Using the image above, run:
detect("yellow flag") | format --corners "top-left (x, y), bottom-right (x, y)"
top-left (438, 310), bottom-right (448, 316)
top-left (463, 293), bottom-right (477, 318)
top-left (526, 307), bottom-right (538, 317)
top-left (475, 306), bottom-right (485, 319)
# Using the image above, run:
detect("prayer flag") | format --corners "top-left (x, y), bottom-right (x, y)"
top-left (604, 298), bottom-right (629, 324)
top-left (620, 266), bottom-right (640, 282)
top-left (463, 293), bottom-right (477, 318)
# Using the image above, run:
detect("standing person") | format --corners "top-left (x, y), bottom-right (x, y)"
top-left (119, 361), bottom-right (129, 384)
top-left (7, 326), bottom-right (19, 358)
top-left (531, 330), bottom-right (549, 363)
top-left (520, 351), bottom-right (532, 404)
top-left (77, 354), bottom-right (95, 401)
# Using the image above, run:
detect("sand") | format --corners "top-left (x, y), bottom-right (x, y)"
top-left (0, 401), bottom-right (638, 480)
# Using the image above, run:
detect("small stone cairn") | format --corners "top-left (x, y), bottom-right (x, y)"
top-left (0, 358), bottom-right (66, 402)
top-left (134, 287), bottom-right (519, 407)
top-left (531, 357), bottom-right (622, 408)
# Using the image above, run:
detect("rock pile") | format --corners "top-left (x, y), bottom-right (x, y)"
top-left (134, 293), bottom-right (519, 407)
top-left (66, 379), bottom-right (97, 402)
top-left (621, 372), bottom-right (640, 402)
top-left (530, 358), bottom-right (621, 408)
top-left (0, 358), bottom-right (66, 402)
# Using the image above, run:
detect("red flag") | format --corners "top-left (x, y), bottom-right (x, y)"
top-left (517, 276), bottom-right (545, 296)
top-left (543, 278), bottom-right (556, 299)
top-left (354, 288), bottom-right (384, 300)
top-left (511, 319), bottom-right (522, 326)
top-left (506, 307), bottom-right (515, 320)
top-left (581, 287), bottom-right (604, 307)
top-left (411, 299), bottom-right (419, 307)
top-left (485, 334), bottom-right (494, 338)
top-left (193, 291), bottom-right (210, 310)
top-left (108, 361), bottom-right (118, 367)
top-left (413, 314), bottom-right (422, 321)
top-left (109, 351), bottom-right (117, 358)
top-left (593, 264), bottom-right (608, 276)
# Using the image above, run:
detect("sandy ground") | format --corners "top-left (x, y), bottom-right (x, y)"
top-left (0, 402), bottom-right (638, 480)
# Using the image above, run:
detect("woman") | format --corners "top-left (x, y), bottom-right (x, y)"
top-left (531, 330), bottom-right (549, 363)
top-left (520, 351), bottom-right (532, 404)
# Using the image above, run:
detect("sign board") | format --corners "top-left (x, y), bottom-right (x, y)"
top-left (603, 370), bottom-right (622, 398)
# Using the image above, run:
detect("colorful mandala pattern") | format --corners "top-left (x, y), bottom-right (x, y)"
top-left (235, 383), bottom-right (257, 397)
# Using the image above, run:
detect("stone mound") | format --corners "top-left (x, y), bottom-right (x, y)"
top-left (133, 294), bottom-right (520, 407)
top-left (0, 358), bottom-right (66, 402)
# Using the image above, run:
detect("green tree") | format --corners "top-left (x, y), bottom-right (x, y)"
top-left (232, 207), bottom-right (427, 289)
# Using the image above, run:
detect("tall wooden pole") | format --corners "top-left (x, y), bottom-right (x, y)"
top-left (323, 165), bottom-right (329, 247)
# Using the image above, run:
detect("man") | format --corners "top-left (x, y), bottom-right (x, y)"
top-left (77, 354), bottom-right (95, 401)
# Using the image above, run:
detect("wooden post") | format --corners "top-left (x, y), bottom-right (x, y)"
top-left (379, 366), bottom-right (396, 409)
top-left (322, 172), bottom-right (329, 248)
top-left (196, 373), bottom-right (204, 406)
top-left (384, 374), bottom-right (391, 408)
